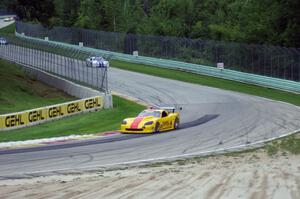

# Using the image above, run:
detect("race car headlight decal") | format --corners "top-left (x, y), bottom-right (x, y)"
top-left (122, 120), bottom-right (127, 125)
top-left (144, 121), bottom-right (153, 125)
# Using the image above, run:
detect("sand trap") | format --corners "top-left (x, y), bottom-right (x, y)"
top-left (0, 149), bottom-right (299, 199)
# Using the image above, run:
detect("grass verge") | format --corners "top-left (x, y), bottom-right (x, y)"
top-left (138, 132), bottom-right (300, 168)
top-left (0, 22), bottom-right (15, 34)
top-left (0, 59), bottom-right (74, 114)
top-left (111, 60), bottom-right (300, 106)
top-left (0, 95), bottom-right (145, 142)
top-left (266, 133), bottom-right (300, 155)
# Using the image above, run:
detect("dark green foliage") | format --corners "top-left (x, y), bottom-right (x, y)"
top-left (4, 0), bottom-right (300, 47)
top-left (0, 0), bottom-right (16, 11)
top-left (11, 0), bottom-right (55, 26)
top-left (60, 0), bottom-right (80, 27)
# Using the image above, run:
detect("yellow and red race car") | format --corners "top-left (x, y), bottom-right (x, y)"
top-left (120, 107), bottom-right (180, 133)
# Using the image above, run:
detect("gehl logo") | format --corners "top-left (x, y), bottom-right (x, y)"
top-left (85, 98), bottom-right (101, 109)
top-left (5, 114), bottom-right (25, 127)
top-left (28, 110), bottom-right (45, 122)
top-left (67, 102), bottom-right (81, 114)
top-left (49, 106), bottom-right (64, 118)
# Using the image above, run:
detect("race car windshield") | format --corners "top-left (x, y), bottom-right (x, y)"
top-left (138, 111), bottom-right (161, 118)
top-left (95, 57), bottom-right (104, 61)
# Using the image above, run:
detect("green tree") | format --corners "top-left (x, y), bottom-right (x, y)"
top-left (61, 0), bottom-right (80, 27)
top-left (138, 0), bottom-right (197, 37)
top-left (75, 0), bottom-right (104, 29)
top-left (12, 0), bottom-right (55, 26)
top-left (7, 0), bottom-right (300, 47)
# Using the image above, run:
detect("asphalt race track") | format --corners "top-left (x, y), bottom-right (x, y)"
top-left (0, 44), bottom-right (300, 179)
top-left (0, 15), bottom-right (14, 29)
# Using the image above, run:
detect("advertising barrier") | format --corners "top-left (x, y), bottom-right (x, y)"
top-left (0, 96), bottom-right (103, 131)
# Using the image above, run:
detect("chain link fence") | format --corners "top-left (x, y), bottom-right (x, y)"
top-left (0, 34), bottom-right (108, 92)
top-left (16, 21), bottom-right (300, 82)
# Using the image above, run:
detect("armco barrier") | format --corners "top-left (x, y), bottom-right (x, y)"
top-left (22, 64), bottom-right (112, 108)
top-left (0, 96), bottom-right (102, 131)
top-left (24, 64), bottom-right (101, 98)
top-left (16, 32), bottom-right (300, 93)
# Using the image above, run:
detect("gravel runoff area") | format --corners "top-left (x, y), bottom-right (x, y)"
top-left (0, 149), bottom-right (299, 199)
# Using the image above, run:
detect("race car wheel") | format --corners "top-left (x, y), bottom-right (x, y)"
top-left (154, 122), bottom-right (160, 133)
top-left (174, 118), bottom-right (179, 129)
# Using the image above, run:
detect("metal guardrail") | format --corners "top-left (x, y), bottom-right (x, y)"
top-left (16, 21), bottom-right (300, 83)
top-left (16, 32), bottom-right (300, 93)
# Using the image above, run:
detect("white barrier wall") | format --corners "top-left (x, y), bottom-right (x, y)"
top-left (22, 64), bottom-right (112, 108)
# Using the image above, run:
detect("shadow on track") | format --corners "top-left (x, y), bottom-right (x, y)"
top-left (180, 114), bottom-right (219, 129)
top-left (0, 114), bottom-right (219, 155)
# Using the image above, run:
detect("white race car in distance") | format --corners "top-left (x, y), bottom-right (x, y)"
top-left (86, 56), bottom-right (109, 68)
top-left (3, 17), bottom-right (14, 22)
top-left (0, 37), bottom-right (8, 45)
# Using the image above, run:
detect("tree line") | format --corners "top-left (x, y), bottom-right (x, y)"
top-left (2, 0), bottom-right (300, 47)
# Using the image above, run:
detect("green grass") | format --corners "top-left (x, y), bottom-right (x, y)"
top-left (139, 132), bottom-right (300, 168)
top-left (0, 96), bottom-right (144, 142)
top-left (0, 22), bottom-right (15, 34)
top-left (111, 60), bottom-right (300, 106)
top-left (266, 133), bottom-right (300, 155)
top-left (0, 59), bottom-right (74, 114)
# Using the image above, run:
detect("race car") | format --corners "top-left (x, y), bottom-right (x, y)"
top-left (0, 37), bottom-right (8, 45)
top-left (120, 107), bottom-right (180, 133)
top-left (3, 17), bottom-right (13, 22)
top-left (86, 56), bottom-right (109, 68)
